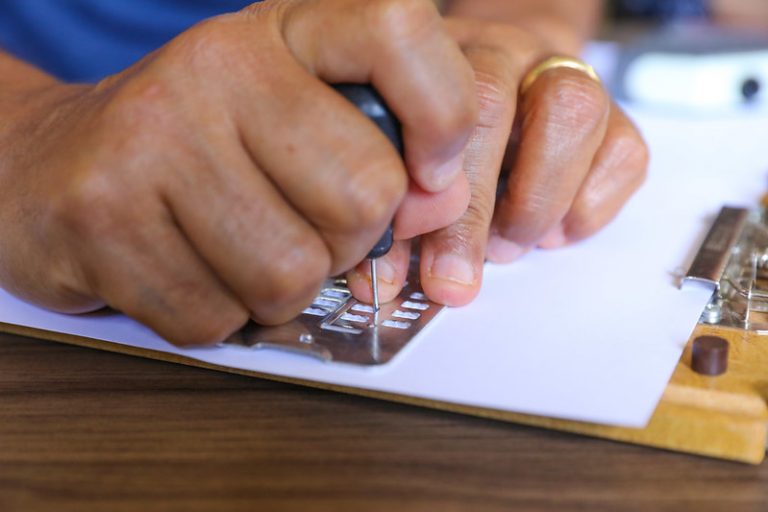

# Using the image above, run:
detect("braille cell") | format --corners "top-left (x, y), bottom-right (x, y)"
top-left (392, 310), bottom-right (420, 320)
top-left (322, 288), bottom-right (351, 299)
top-left (341, 313), bottom-right (369, 324)
top-left (321, 323), bottom-right (363, 335)
top-left (382, 320), bottom-right (411, 329)
top-left (313, 297), bottom-right (340, 309)
top-left (401, 301), bottom-right (429, 311)
top-left (302, 307), bottom-right (329, 317)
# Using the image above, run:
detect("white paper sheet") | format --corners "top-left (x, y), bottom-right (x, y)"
top-left (3, 46), bottom-right (768, 428)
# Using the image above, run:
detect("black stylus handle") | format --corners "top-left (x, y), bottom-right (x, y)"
top-left (332, 84), bottom-right (402, 260)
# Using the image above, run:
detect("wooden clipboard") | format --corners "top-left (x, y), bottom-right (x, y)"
top-left (3, 319), bottom-right (765, 465)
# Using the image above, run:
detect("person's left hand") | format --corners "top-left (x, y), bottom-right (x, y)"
top-left (347, 18), bottom-right (649, 305)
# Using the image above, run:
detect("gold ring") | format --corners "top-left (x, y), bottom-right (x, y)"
top-left (520, 56), bottom-right (601, 95)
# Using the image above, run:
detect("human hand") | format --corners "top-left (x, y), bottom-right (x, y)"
top-left (0, 0), bottom-right (478, 345)
top-left (347, 18), bottom-right (648, 306)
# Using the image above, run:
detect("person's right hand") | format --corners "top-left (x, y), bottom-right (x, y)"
top-left (0, 0), bottom-right (477, 346)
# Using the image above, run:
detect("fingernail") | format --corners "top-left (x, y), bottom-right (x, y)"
top-left (424, 152), bottom-right (464, 192)
top-left (429, 253), bottom-right (477, 286)
top-left (486, 236), bottom-right (526, 263)
top-left (538, 226), bottom-right (568, 249)
top-left (374, 257), bottom-right (397, 285)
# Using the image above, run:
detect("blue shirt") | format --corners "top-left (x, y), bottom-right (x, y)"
top-left (614, 0), bottom-right (709, 21)
top-left (0, 0), bottom-right (252, 82)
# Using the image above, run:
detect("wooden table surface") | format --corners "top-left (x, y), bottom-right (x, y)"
top-left (2, 331), bottom-right (767, 512)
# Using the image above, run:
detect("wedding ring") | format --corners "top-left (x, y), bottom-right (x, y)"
top-left (520, 56), bottom-right (601, 94)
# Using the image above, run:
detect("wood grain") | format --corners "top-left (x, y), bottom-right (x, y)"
top-left (3, 319), bottom-right (766, 464)
top-left (2, 332), bottom-right (768, 512)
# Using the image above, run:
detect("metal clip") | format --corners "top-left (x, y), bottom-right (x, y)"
top-left (686, 205), bottom-right (768, 333)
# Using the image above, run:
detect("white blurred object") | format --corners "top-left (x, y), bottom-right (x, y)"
top-left (615, 27), bottom-right (768, 111)
top-left (625, 49), bottom-right (768, 108)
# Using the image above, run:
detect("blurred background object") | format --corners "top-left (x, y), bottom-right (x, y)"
top-left (610, 0), bottom-right (768, 29)
top-left (607, 0), bottom-right (768, 111)
top-left (709, 0), bottom-right (768, 31)
top-left (609, 0), bottom-right (709, 24)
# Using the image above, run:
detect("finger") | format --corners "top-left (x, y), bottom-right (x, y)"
top-left (491, 66), bottom-right (610, 258)
top-left (554, 104), bottom-right (649, 245)
top-left (164, 138), bottom-right (331, 326)
top-left (393, 174), bottom-right (471, 241)
top-left (346, 239), bottom-right (411, 304)
top-left (229, 55), bottom-right (407, 274)
top-left (74, 201), bottom-right (249, 347)
top-left (418, 45), bottom-right (518, 306)
top-left (273, 0), bottom-right (478, 192)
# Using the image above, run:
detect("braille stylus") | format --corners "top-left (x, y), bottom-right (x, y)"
top-left (332, 84), bottom-right (402, 312)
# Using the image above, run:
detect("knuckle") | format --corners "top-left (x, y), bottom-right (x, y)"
top-left (99, 75), bottom-right (178, 140)
top-left (170, 307), bottom-right (249, 347)
top-left (269, 260), bottom-right (319, 307)
top-left (424, 84), bottom-right (478, 147)
top-left (253, 237), bottom-right (329, 323)
top-left (367, 0), bottom-right (439, 43)
top-left (465, 188), bottom-right (496, 227)
top-left (497, 191), bottom-right (563, 242)
top-left (54, 168), bottom-right (122, 241)
top-left (240, 0), bottom-right (273, 16)
top-left (569, 210), bottom-right (605, 240)
top-left (536, 72), bottom-right (609, 133)
top-left (473, 70), bottom-right (515, 130)
top-left (174, 14), bottom-right (251, 74)
top-left (117, 286), bottom-right (249, 347)
top-left (442, 198), bottom-right (493, 251)
top-left (612, 129), bottom-right (650, 179)
top-left (339, 159), bottom-right (407, 232)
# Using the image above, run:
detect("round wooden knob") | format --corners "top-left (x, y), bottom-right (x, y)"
top-left (691, 336), bottom-right (729, 376)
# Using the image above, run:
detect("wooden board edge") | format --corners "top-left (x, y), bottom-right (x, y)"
top-left (2, 323), bottom-right (765, 464)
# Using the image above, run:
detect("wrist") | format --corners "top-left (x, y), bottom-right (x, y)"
top-left (0, 80), bottom-right (89, 144)
top-left (0, 51), bottom-right (87, 135)
top-left (0, 81), bottom-right (91, 192)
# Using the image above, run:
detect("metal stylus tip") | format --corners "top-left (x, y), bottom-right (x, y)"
top-left (370, 258), bottom-right (380, 312)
